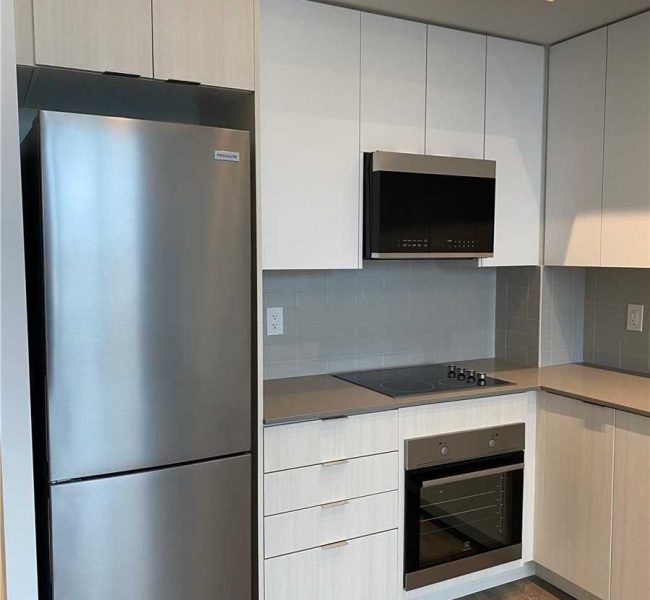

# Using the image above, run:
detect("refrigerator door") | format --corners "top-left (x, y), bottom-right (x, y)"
top-left (51, 454), bottom-right (251, 600)
top-left (38, 112), bottom-right (251, 481)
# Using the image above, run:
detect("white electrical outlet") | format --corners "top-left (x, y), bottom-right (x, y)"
top-left (627, 304), bottom-right (644, 332)
top-left (266, 307), bottom-right (284, 336)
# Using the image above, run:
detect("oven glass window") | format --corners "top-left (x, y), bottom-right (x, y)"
top-left (405, 453), bottom-right (523, 576)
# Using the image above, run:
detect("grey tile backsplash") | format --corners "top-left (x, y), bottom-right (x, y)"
top-left (540, 267), bottom-right (585, 366)
top-left (584, 268), bottom-right (650, 375)
top-left (263, 261), bottom-right (496, 380)
top-left (494, 267), bottom-right (541, 367)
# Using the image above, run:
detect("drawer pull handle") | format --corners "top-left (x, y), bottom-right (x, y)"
top-left (321, 540), bottom-right (349, 550)
top-left (320, 459), bottom-right (349, 467)
top-left (321, 415), bottom-right (349, 421)
top-left (321, 499), bottom-right (349, 509)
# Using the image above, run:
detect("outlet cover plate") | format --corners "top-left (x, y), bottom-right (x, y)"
top-left (627, 304), bottom-right (644, 332)
top-left (266, 307), bottom-right (284, 336)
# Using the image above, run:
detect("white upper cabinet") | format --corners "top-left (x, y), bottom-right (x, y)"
top-left (545, 28), bottom-right (607, 267)
top-left (152, 0), bottom-right (255, 90)
top-left (482, 37), bottom-right (544, 267)
top-left (426, 26), bottom-right (486, 159)
top-left (360, 13), bottom-right (426, 154)
top-left (32, 0), bottom-right (153, 76)
top-left (259, 0), bottom-right (362, 270)
top-left (602, 12), bottom-right (650, 268)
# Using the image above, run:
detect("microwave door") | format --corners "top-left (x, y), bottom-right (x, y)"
top-left (429, 175), bottom-right (494, 257)
top-left (379, 171), bottom-right (431, 253)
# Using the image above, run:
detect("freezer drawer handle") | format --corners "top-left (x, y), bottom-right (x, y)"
top-left (321, 540), bottom-right (349, 550)
top-left (321, 499), bottom-right (349, 509)
top-left (320, 459), bottom-right (349, 467)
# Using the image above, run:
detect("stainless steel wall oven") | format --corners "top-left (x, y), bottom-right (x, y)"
top-left (404, 424), bottom-right (525, 590)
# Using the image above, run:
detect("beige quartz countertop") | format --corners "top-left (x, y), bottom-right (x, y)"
top-left (263, 360), bottom-right (650, 425)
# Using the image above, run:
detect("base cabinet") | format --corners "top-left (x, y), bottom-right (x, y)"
top-left (265, 529), bottom-right (398, 600)
top-left (611, 411), bottom-right (650, 600)
top-left (535, 393), bottom-right (615, 600)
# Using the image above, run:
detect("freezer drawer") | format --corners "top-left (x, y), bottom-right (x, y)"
top-left (51, 454), bottom-right (251, 600)
top-left (37, 111), bottom-right (252, 481)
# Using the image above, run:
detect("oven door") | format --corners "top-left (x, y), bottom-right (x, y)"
top-left (404, 451), bottom-right (524, 590)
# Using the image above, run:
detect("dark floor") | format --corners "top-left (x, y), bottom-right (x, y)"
top-left (460, 577), bottom-right (575, 600)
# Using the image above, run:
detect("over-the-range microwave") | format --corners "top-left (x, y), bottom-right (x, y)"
top-left (363, 151), bottom-right (496, 259)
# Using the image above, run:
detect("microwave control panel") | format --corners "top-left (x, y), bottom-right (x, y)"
top-left (398, 239), bottom-right (429, 250)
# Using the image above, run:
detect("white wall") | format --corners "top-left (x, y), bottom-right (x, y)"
top-left (0, 0), bottom-right (39, 596)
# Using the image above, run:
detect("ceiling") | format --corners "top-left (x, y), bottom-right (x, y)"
top-left (313, 0), bottom-right (650, 44)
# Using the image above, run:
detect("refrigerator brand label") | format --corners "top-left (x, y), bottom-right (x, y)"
top-left (214, 150), bottom-right (240, 162)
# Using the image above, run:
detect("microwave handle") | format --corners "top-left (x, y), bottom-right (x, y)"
top-left (421, 462), bottom-right (524, 488)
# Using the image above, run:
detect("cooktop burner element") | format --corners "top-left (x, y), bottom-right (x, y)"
top-left (334, 363), bottom-right (513, 398)
top-left (379, 378), bottom-right (435, 394)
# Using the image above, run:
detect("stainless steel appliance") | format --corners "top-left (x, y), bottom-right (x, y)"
top-left (335, 363), bottom-right (513, 397)
top-left (404, 424), bottom-right (525, 590)
top-left (363, 151), bottom-right (496, 259)
top-left (21, 111), bottom-right (252, 600)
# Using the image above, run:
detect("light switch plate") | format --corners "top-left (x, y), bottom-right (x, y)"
top-left (266, 307), bottom-right (284, 336)
top-left (627, 304), bottom-right (644, 332)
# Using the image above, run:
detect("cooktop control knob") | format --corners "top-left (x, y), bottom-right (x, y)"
top-left (457, 367), bottom-right (466, 380)
top-left (477, 372), bottom-right (487, 386)
top-left (467, 369), bottom-right (476, 383)
top-left (448, 365), bottom-right (457, 378)
top-left (488, 439), bottom-right (497, 449)
top-left (440, 446), bottom-right (449, 456)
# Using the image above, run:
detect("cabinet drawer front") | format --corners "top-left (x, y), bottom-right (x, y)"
top-left (264, 411), bottom-right (398, 473)
top-left (265, 490), bottom-right (398, 558)
top-left (264, 452), bottom-right (398, 516)
top-left (265, 529), bottom-right (398, 600)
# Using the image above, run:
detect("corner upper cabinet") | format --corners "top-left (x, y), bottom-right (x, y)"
top-left (545, 29), bottom-right (607, 267)
top-left (152, 0), bottom-right (255, 90)
top-left (426, 26), bottom-right (486, 159)
top-left (602, 12), bottom-right (650, 268)
top-left (32, 0), bottom-right (153, 76)
top-left (360, 13), bottom-right (426, 154)
top-left (259, 0), bottom-right (361, 270)
top-left (482, 38), bottom-right (544, 267)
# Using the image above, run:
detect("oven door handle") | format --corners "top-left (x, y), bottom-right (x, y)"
top-left (421, 462), bottom-right (524, 488)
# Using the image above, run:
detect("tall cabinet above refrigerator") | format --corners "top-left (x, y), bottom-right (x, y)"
top-left (21, 111), bottom-right (253, 600)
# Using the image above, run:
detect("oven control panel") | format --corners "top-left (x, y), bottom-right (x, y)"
top-left (405, 422), bottom-right (525, 470)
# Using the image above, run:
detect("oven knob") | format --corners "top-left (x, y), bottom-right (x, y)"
top-left (440, 446), bottom-right (449, 456)
top-left (448, 365), bottom-right (457, 378)
top-left (489, 439), bottom-right (497, 449)
top-left (477, 372), bottom-right (487, 386)
top-left (467, 369), bottom-right (476, 383)
top-left (457, 368), bottom-right (466, 380)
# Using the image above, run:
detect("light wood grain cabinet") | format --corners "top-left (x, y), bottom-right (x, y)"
top-left (32, 0), bottom-right (153, 76)
top-left (482, 37), bottom-right (544, 267)
top-left (426, 26), bottom-right (486, 159)
top-left (602, 12), bottom-right (650, 268)
top-left (259, 0), bottom-right (362, 270)
top-left (152, 0), bottom-right (254, 90)
top-left (264, 411), bottom-right (398, 473)
top-left (264, 451), bottom-right (398, 516)
top-left (535, 392), bottom-right (615, 600)
top-left (545, 28), bottom-right (607, 267)
top-left (265, 529), bottom-right (398, 600)
top-left (360, 13), bottom-right (426, 154)
top-left (264, 490), bottom-right (398, 558)
top-left (611, 411), bottom-right (650, 600)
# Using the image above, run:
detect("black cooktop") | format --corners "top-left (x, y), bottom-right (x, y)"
top-left (334, 363), bottom-right (513, 398)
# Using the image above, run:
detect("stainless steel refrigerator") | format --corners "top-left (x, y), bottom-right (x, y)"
top-left (21, 111), bottom-right (252, 600)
